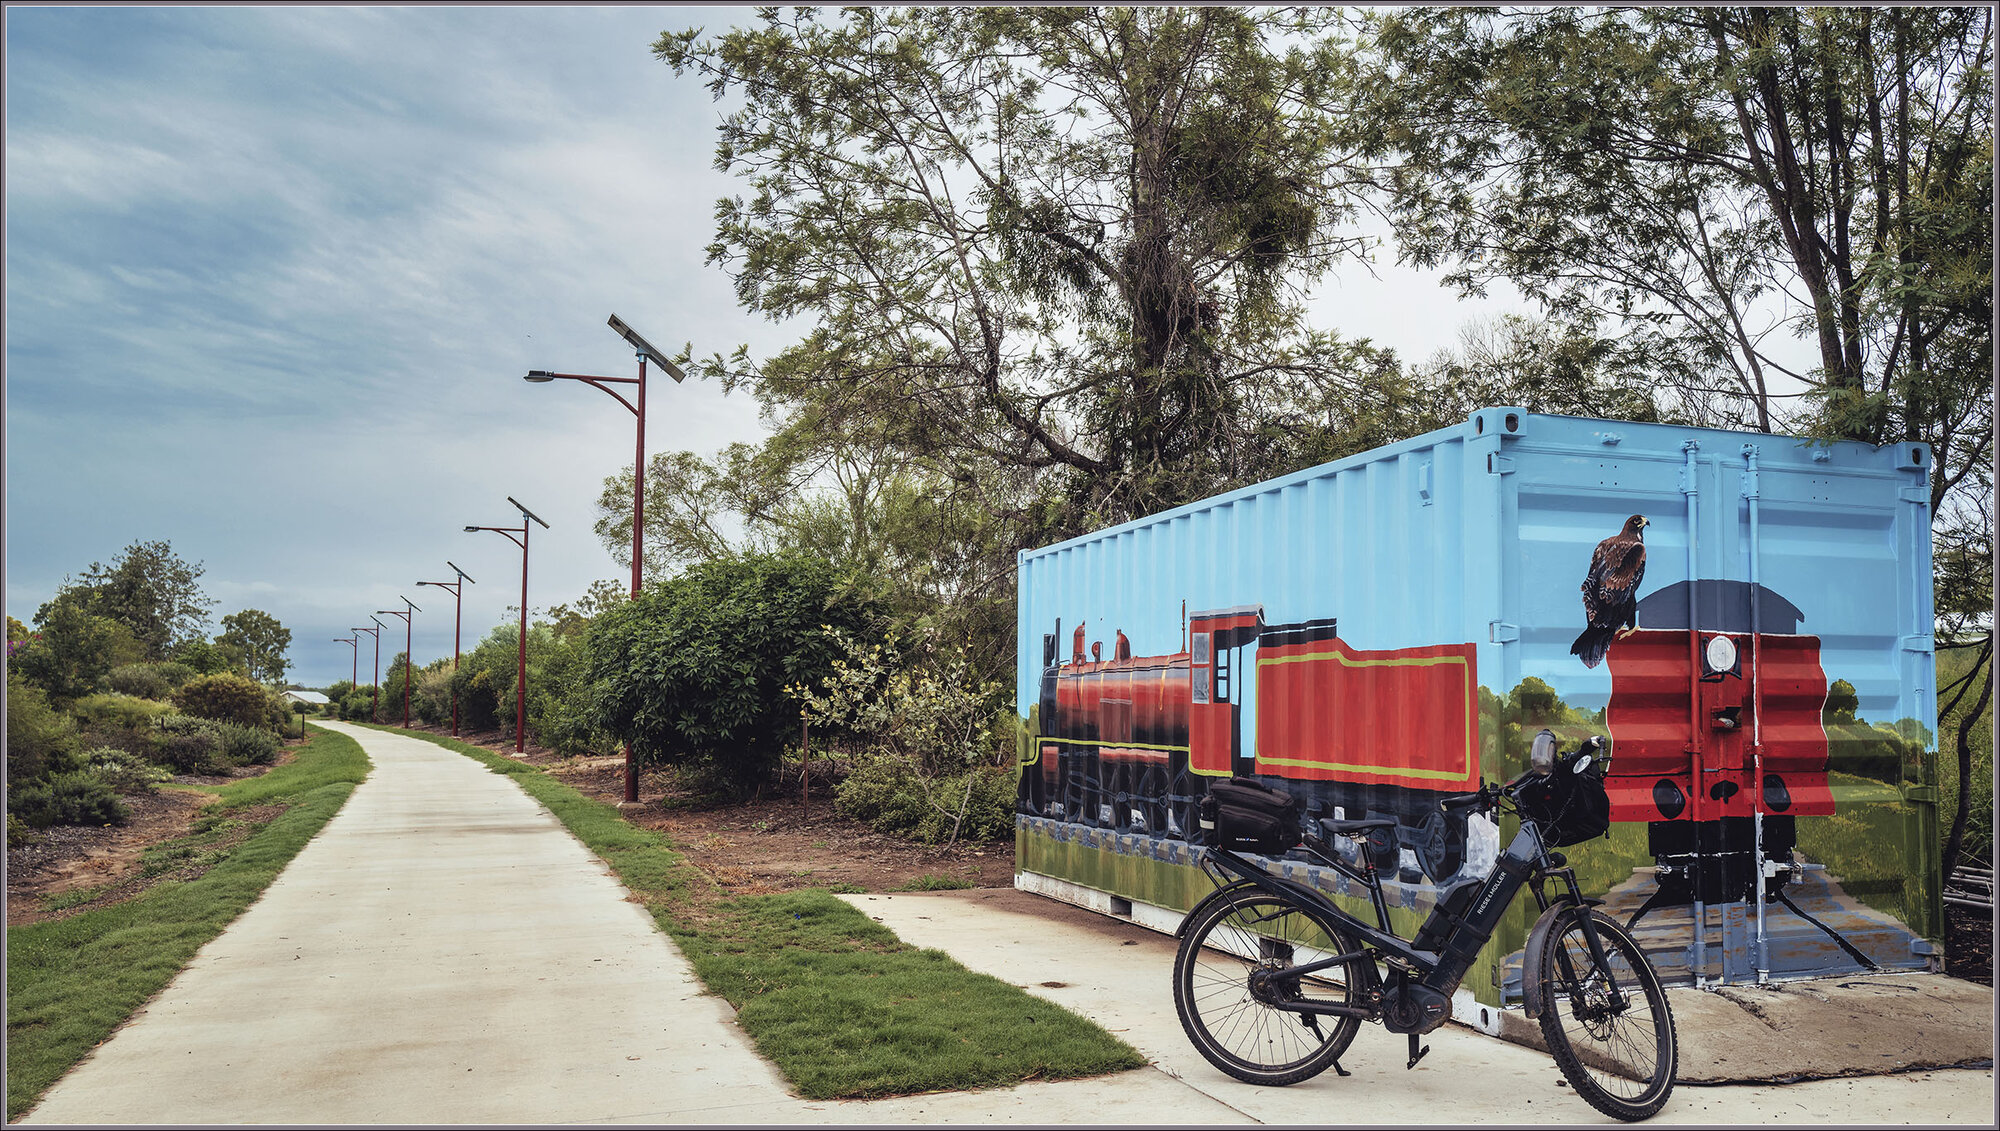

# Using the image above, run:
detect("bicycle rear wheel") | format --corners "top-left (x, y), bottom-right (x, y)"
top-left (1534, 908), bottom-right (1677, 1121)
top-left (1172, 891), bottom-right (1366, 1086)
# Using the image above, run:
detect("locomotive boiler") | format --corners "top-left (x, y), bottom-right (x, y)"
top-left (1021, 605), bottom-right (1481, 883)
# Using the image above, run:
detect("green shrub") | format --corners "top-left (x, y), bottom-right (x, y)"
top-left (6, 675), bottom-right (82, 782)
top-left (82, 747), bottom-right (174, 793)
top-left (70, 693), bottom-right (177, 731)
top-left (208, 720), bottom-right (281, 766)
top-left (413, 665), bottom-right (455, 727)
top-left (151, 717), bottom-right (228, 775)
top-left (105, 664), bottom-right (171, 700)
top-left (338, 688), bottom-right (378, 722)
top-left (172, 672), bottom-right (274, 728)
top-left (9, 771), bottom-right (128, 829)
top-left (588, 553), bottom-right (890, 794)
top-left (834, 758), bottom-right (1015, 845)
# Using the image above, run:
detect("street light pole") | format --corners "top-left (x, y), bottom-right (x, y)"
top-left (354, 620), bottom-right (384, 722)
top-left (467, 497), bottom-right (548, 753)
top-left (376, 596), bottom-right (419, 728)
top-left (418, 563), bottom-right (474, 737)
top-left (333, 637), bottom-right (358, 713)
top-left (524, 313), bottom-right (685, 802)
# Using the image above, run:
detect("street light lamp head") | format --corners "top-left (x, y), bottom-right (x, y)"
top-left (506, 495), bottom-right (551, 529)
top-left (463, 525), bottom-right (480, 533)
top-left (524, 371), bottom-right (557, 382)
top-left (607, 313), bottom-right (687, 382)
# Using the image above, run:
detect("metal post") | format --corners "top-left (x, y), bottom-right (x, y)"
top-left (517, 517), bottom-right (529, 753)
top-left (1744, 444), bottom-right (1769, 982)
top-left (468, 508), bottom-right (541, 754)
top-left (1681, 440), bottom-right (1707, 987)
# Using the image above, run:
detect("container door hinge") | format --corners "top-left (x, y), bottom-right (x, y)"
top-left (1900, 486), bottom-right (1930, 505)
top-left (1902, 634), bottom-right (1935, 654)
top-left (1488, 621), bottom-right (1520, 644)
top-left (1486, 454), bottom-right (1515, 476)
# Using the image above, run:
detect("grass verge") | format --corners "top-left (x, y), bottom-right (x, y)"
top-left (379, 724), bottom-right (1146, 1099)
top-left (5, 726), bottom-right (369, 1121)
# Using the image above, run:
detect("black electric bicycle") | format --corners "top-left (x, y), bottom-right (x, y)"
top-left (1172, 736), bottom-right (1678, 1121)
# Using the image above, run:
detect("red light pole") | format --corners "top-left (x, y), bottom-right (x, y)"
top-left (417, 563), bottom-right (474, 737)
top-left (354, 620), bottom-right (383, 722)
top-left (467, 497), bottom-right (548, 753)
top-left (525, 313), bottom-right (686, 803)
top-left (376, 595), bottom-right (419, 728)
top-left (333, 637), bottom-right (358, 713)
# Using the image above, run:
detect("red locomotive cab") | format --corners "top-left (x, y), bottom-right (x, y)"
top-left (1188, 607), bottom-right (1263, 776)
top-left (1603, 582), bottom-right (1834, 824)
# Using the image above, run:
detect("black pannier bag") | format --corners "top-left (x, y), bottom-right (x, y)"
top-left (1200, 777), bottom-right (1303, 854)
top-left (1516, 748), bottom-right (1612, 847)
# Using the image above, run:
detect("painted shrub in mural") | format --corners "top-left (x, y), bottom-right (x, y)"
top-left (1015, 409), bottom-right (1941, 1003)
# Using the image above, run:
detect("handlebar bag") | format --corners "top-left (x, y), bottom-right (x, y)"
top-left (1516, 755), bottom-right (1611, 847)
top-left (1201, 777), bottom-right (1303, 854)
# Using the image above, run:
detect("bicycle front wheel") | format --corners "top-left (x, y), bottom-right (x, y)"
top-left (1172, 892), bottom-right (1365, 1086)
top-left (1534, 908), bottom-right (1678, 1121)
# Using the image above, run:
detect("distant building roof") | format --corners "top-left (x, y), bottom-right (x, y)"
top-left (283, 690), bottom-right (331, 705)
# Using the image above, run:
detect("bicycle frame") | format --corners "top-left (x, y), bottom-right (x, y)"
top-left (1189, 793), bottom-right (1621, 1024)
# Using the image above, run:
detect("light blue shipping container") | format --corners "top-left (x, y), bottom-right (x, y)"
top-left (1014, 408), bottom-right (1940, 1020)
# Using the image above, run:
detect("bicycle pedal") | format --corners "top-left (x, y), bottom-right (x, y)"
top-left (1405, 1036), bottom-right (1430, 1070)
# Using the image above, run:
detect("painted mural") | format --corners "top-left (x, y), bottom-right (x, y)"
top-left (1014, 412), bottom-right (1941, 1005)
top-left (1017, 506), bottom-right (1938, 1000)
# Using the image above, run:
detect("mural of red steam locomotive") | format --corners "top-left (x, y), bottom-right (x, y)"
top-left (1020, 605), bottom-right (1481, 882)
top-left (1602, 579), bottom-right (1837, 907)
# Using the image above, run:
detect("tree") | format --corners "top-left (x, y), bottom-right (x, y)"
top-left (173, 638), bottom-right (241, 676)
top-left (218, 609), bottom-right (293, 685)
top-left (14, 596), bottom-right (141, 703)
top-left (65, 540), bottom-right (217, 660)
top-left (656, 6), bottom-right (1393, 537)
top-left (586, 553), bottom-right (889, 794)
top-left (1360, 7), bottom-right (1990, 453)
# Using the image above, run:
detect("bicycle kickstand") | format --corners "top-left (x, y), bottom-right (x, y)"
top-left (1405, 1034), bottom-right (1430, 1070)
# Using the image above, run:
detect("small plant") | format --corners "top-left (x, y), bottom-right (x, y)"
top-left (891, 874), bottom-right (976, 891)
top-left (8, 812), bottom-right (45, 848)
top-left (40, 883), bottom-right (114, 913)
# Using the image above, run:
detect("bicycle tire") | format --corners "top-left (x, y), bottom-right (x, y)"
top-left (1533, 908), bottom-right (1678, 1121)
top-left (1172, 890), bottom-right (1365, 1086)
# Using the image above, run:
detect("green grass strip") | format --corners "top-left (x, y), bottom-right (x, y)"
top-left (6, 725), bottom-right (370, 1120)
top-left (385, 725), bottom-right (1146, 1099)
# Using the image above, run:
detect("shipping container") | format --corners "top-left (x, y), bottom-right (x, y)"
top-left (1014, 408), bottom-right (1940, 1027)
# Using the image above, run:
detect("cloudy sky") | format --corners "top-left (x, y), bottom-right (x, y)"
top-left (6, 6), bottom-right (1519, 688)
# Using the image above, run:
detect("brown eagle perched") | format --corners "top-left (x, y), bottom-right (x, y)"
top-left (1571, 515), bottom-right (1649, 669)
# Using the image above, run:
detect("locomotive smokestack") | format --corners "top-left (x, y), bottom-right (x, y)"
top-left (1073, 623), bottom-right (1087, 664)
top-left (1116, 630), bottom-right (1131, 661)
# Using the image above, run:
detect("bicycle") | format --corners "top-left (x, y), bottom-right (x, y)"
top-left (1172, 733), bottom-right (1678, 1121)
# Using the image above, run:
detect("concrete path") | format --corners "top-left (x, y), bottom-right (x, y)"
top-left (841, 889), bottom-right (1995, 1126)
top-left (18, 722), bottom-right (818, 1125)
top-left (19, 721), bottom-right (1993, 1125)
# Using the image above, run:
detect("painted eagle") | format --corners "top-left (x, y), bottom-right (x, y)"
top-left (1570, 514), bottom-right (1649, 669)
